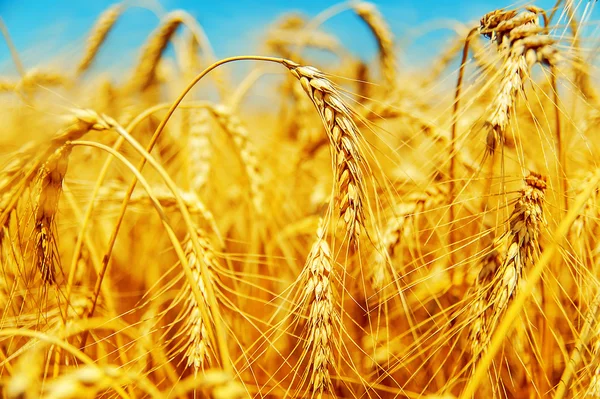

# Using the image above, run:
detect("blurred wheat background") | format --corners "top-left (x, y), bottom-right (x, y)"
top-left (1, 0), bottom-right (600, 398)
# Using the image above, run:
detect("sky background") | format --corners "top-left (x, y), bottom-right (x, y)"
top-left (0, 0), bottom-right (598, 76)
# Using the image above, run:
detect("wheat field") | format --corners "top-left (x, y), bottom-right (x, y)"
top-left (1, 0), bottom-right (600, 398)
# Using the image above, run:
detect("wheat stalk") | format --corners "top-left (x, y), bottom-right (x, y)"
top-left (480, 8), bottom-right (560, 156)
top-left (1, 109), bottom-right (114, 231)
top-left (266, 12), bottom-right (341, 57)
top-left (0, 68), bottom-right (70, 93)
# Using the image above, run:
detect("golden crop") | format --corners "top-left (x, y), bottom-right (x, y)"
top-left (0, 1), bottom-right (599, 398)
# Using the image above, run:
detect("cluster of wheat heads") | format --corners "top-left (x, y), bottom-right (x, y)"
top-left (2, 0), bottom-right (600, 398)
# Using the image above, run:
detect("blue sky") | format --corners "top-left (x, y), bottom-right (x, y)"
top-left (0, 0), bottom-right (597, 75)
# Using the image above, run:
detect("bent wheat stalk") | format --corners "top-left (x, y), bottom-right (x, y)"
top-left (145, 55), bottom-right (370, 245)
top-left (84, 57), bottom-right (369, 375)
top-left (71, 139), bottom-right (229, 374)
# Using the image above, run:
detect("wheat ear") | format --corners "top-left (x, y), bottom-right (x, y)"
top-left (480, 9), bottom-right (560, 156)
top-left (76, 4), bottom-right (124, 76)
top-left (298, 221), bottom-right (336, 397)
top-left (35, 145), bottom-right (73, 284)
top-left (189, 108), bottom-right (213, 193)
top-left (209, 105), bottom-right (264, 214)
top-left (353, 1), bottom-right (397, 91)
top-left (284, 60), bottom-right (367, 244)
top-left (179, 230), bottom-right (217, 372)
top-left (266, 13), bottom-right (341, 56)
top-left (469, 172), bottom-right (546, 359)
top-left (0, 109), bottom-right (114, 231)
top-left (129, 11), bottom-right (185, 91)
top-left (371, 185), bottom-right (446, 293)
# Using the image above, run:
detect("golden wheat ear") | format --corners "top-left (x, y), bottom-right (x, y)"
top-left (209, 105), bottom-right (265, 215)
top-left (284, 60), bottom-right (368, 245)
top-left (76, 4), bottom-right (124, 76)
top-left (296, 220), bottom-right (337, 397)
top-left (35, 145), bottom-right (71, 285)
top-left (469, 172), bottom-right (547, 360)
top-left (178, 229), bottom-right (219, 372)
top-left (129, 11), bottom-right (186, 92)
top-left (478, 8), bottom-right (560, 159)
top-left (352, 2), bottom-right (397, 92)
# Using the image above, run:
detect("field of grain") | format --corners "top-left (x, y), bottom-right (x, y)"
top-left (1, 1), bottom-right (600, 398)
